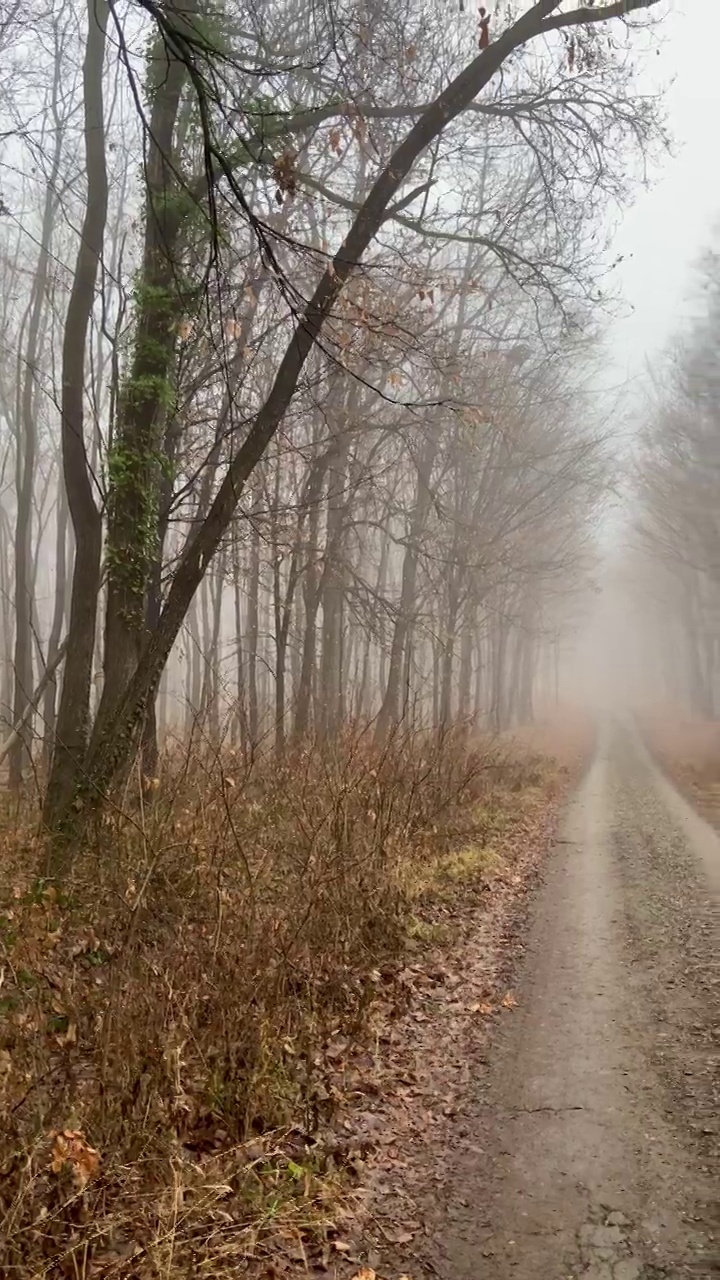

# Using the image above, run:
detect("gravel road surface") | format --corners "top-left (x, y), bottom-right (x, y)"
top-left (428, 717), bottom-right (719, 1279)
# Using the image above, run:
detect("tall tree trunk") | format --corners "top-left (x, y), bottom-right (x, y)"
top-left (9, 114), bottom-right (63, 786)
top-left (246, 486), bottom-right (261, 746)
top-left (93, 2), bottom-right (190, 744)
top-left (518, 630), bottom-right (535, 724)
top-left (473, 630), bottom-right (484, 725)
top-left (42, 487), bottom-right (70, 772)
top-left (439, 580), bottom-right (460, 729)
top-left (44, 0), bottom-right (108, 826)
top-left (200, 560), bottom-right (224, 740)
top-left (9, 385), bottom-right (35, 787)
top-left (489, 612), bottom-right (510, 733)
top-left (319, 432), bottom-right (349, 739)
top-left (505, 626), bottom-right (524, 727)
top-left (376, 438), bottom-right (436, 741)
top-left (294, 493), bottom-right (322, 742)
top-left (0, 503), bottom-right (13, 724)
top-left (184, 595), bottom-right (202, 735)
top-left (292, 433), bottom-right (341, 741)
top-left (231, 523), bottom-right (249, 757)
top-left (457, 615), bottom-right (474, 722)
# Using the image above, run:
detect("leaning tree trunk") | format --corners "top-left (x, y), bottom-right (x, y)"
top-left (44, 0), bottom-right (108, 827)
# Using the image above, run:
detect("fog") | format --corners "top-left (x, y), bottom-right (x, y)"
top-left (0, 0), bottom-right (716, 815)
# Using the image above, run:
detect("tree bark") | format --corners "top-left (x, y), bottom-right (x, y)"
top-left (246, 482), bottom-right (261, 747)
top-left (42, 487), bottom-right (70, 772)
top-left (44, 0), bottom-right (108, 826)
top-left (9, 115), bottom-right (63, 786)
top-left (94, 4), bottom-right (189, 742)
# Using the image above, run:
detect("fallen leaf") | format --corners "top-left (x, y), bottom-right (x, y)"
top-left (55, 1021), bottom-right (77, 1048)
top-left (351, 1271), bottom-right (376, 1280)
top-left (50, 1130), bottom-right (100, 1188)
top-left (501, 992), bottom-right (517, 1009)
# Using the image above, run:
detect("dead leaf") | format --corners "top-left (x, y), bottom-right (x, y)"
top-left (501, 992), bottom-right (517, 1009)
top-left (351, 1271), bottom-right (376, 1280)
top-left (273, 148), bottom-right (298, 202)
top-left (470, 1001), bottom-right (494, 1016)
top-left (55, 1021), bottom-right (77, 1048)
top-left (50, 1130), bottom-right (100, 1188)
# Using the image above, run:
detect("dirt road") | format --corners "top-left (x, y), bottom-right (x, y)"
top-left (407, 717), bottom-right (719, 1279)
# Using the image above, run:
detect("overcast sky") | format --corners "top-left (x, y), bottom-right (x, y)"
top-left (609, 0), bottom-right (720, 388)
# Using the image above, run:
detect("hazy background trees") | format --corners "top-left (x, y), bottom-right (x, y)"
top-left (630, 248), bottom-right (720, 716)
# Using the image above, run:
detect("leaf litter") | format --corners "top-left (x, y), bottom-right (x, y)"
top-left (311, 770), bottom-right (581, 1280)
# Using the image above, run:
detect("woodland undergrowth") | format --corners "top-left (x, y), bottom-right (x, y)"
top-left (0, 720), bottom-right (589, 1278)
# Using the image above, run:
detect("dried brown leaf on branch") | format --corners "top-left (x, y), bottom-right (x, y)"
top-left (273, 149), bottom-right (298, 203)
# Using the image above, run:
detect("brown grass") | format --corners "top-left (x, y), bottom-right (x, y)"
top-left (638, 707), bottom-right (720, 820)
top-left (0, 724), bottom-right (584, 1278)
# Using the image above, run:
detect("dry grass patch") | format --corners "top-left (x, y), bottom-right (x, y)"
top-left (0, 725), bottom-right (579, 1278)
top-left (638, 706), bottom-right (720, 824)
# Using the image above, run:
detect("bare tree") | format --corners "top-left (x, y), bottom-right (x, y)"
top-left (0, 0), bottom-right (662, 832)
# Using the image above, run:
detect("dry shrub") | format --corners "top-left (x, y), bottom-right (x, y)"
top-left (503, 703), bottom-right (596, 772)
top-left (0, 726), bottom-right (554, 1277)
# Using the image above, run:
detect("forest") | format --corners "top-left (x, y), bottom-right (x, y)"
top-left (5, 2), bottom-right (705, 1277)
top-left (0, 0), bottom-right (663, 821)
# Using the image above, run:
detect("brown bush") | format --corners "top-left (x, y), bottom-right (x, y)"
top-left (0, 726), bottom-right (558, 1278)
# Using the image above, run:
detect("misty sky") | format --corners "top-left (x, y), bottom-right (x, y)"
top-left (565, 1), bottom-right (720, 699)
top-left (610, 0), bottom-right (720, 388)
